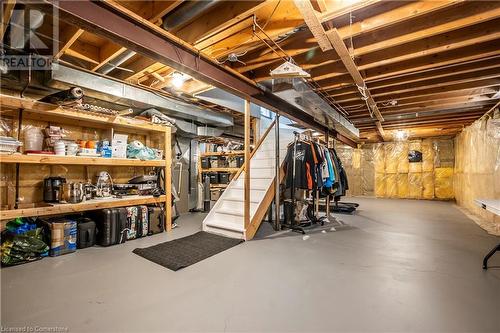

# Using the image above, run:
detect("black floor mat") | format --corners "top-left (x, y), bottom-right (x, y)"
top-left (133, 231), bottom-right (243, 271)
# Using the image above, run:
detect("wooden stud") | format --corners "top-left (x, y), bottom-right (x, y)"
top-left (293, 0), bottom-right (332, 51)
top-left (1, 0), bottom-right (15, 40)
top-left (239, 0), bottom-right (461, 74)
top-left (54, 26), bottom-right (84, 60)
top-left (64, 39), bottom-right (100, 65)
top-left (310, 0), bottom-right (327, 13)
top-left (244, 99), bottom-right (251, 231)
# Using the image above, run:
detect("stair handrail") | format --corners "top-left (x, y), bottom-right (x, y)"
top-left (233, 119), bottom-right (276, 181)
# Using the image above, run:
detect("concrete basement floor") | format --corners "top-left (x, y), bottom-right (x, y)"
top-left (1, 198), bottom-right (499, 332)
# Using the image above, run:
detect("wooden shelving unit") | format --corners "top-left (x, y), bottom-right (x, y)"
top-left (0, 95), bottom-right (166, 134)
top-left (201, 151), bottom-right (244, 157)
top-left (201, 167), bottom-right (240, 173)
top-left (0, 95), bottom-right (172, 231)
top-left (0, 195), bottom-right (166, 220)
top-left (0, 154), bottom-right (165, 167)
top-left (198, 150), bottom-right (243, 191)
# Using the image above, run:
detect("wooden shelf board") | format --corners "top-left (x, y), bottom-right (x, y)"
top-left (201, 151), bottom-right (244, 157)
top-left (0, 154), bottom-right (165, 167)
top-left (0, 195), bottom-right (166, 221)
top-left (0, 95), bottom-right (167, 134)
top-left (201, 167), bottom-right (240, 172)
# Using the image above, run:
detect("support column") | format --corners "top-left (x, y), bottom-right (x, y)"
top-left (274, 113), bottom-right (280, 231)
top-left (244, 99), bottom-right (251, 231)
top-left (165, 126), bottom-right (172, 231)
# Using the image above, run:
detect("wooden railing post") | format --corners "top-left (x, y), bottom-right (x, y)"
top-left (244, 99), bottom-right (251, 230)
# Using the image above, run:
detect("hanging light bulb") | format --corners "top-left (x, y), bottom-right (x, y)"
top-left (171, 72), bottom-right (187, 88)
top-left (394, 130), bottom-right (408, 141)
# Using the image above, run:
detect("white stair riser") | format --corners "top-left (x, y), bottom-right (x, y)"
top-left (224, 189), bottom-right (266, 202)
top-left (206, 212), bottom-right (244, 228)
top-left (234, 177), bottom-right (271, 190)
top-left (203, 225), bottom-right (244, 239)
top-left (217, 200), bottom-right (259, 215)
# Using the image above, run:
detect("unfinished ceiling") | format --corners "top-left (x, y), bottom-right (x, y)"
top-left (4, 0), bottom-right (499, 142)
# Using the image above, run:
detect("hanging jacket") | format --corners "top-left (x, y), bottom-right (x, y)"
top-left (284, 141), bottom-right (316, 190)
top-left (323, 148), bottom-right (335, 188)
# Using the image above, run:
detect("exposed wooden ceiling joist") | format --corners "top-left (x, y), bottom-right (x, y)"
top-left (1, 0), bottom-right (15, 39)
top-left (293, 0), bottom-right (384, 141)
top-left (240, 0), bottom-right (461, 75)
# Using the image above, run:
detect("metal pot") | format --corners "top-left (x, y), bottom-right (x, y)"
top-left (64, 182), bottom-right (84, 203)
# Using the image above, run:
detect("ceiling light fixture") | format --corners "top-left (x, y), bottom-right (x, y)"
top-left (171, 72), bottom-right (187, 88)
top-left (394, 130), bottom-right (408, 141)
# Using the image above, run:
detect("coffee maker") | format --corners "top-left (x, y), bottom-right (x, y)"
top-left (43, 177), bottom-right (66, 203)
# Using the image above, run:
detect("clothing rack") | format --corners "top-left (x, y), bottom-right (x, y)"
top-left (280, 131), bottom-right (348, 234)
top-left (280, 131), bottom-right (307, 234)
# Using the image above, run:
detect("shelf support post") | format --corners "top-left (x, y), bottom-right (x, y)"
top-left (165, 126), bottom-right (172, 231)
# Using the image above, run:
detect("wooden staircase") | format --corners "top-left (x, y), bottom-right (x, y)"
top-left (202, 122), bottom-right (295, 240)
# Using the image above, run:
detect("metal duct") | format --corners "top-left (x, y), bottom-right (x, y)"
top-left (197, 126), bottom-right (224, 137)
top-left (195, 87), bottom-right (261, 117)
top-left (47, 64), bottom-right (234, 127)
top-left (97, 50), bottom-right (136, 75)
top-left (271, 78), bottom-right (359, 139)
top-left (175, 119), bottom-right (199, 138)
top-left (162, 0), bottom-right (221, 30)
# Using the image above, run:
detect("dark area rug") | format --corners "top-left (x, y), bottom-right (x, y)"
top-left (133, 231), bottom-right (243, 271)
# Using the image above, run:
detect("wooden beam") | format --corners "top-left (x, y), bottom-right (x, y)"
top-left (325, 28), bottom-right (384, 123)
top-left (366, 57), bottom-right (500, 91)
top-left (294, 0), bottom-right (385, 131)
top-left (125, 1), bottom-right (266, 80)
top-left (64, 39), bottom-right (100, 64)
top-left (377, 96), bottom-right (493, 112)
top-left (244, 98), bottom-right (251, 231)
top-left (1, 0), bottom-right (15, 39)
top-left (240, 0), bottom-right (461, 74)
top-left (355, 1), bottom-right (500, 63)
top-left (335, 78), bottom-right (500, 104)
top-left (313, 20), bottom-right (500, 84)
top-left (149, 0), bottom-right (184, 25)
top-left (375, 121), bottom-right (386, 142)
top-left (89, 0), bottom-right (183, 73)
top-left (342, 87), bottom-right (499, 109)
top-left (91, 44), bottom-right (127, 72)
top-left (201, 0), bottom-right (305, 60)
top-left (175, 1), bottom-right (266, 45)
top-left (293, 0), bottom-right (332, 51)
top-left (322, 59), bottom-right (500, 97)
top-left (361, 39), bottom-right (500, 83)
top-left (310, 0), bottom-right (327, 13)
top-left (350, 100), bottom-right (498, 119)
top-left (329, 67), bottom-right (500, 101)
top-left (315, 19), bottom-right (500, 84)
top-left (54, 25), bottom-right (84, 59)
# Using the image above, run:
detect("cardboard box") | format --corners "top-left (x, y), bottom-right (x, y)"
top-left (112, 134), bottom-right (128, 158)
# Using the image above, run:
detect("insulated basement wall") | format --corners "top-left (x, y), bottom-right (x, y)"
top-left (337, 137), bottom-right (455, 200)
top-left (454, 116), bottom-right (500, 235)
